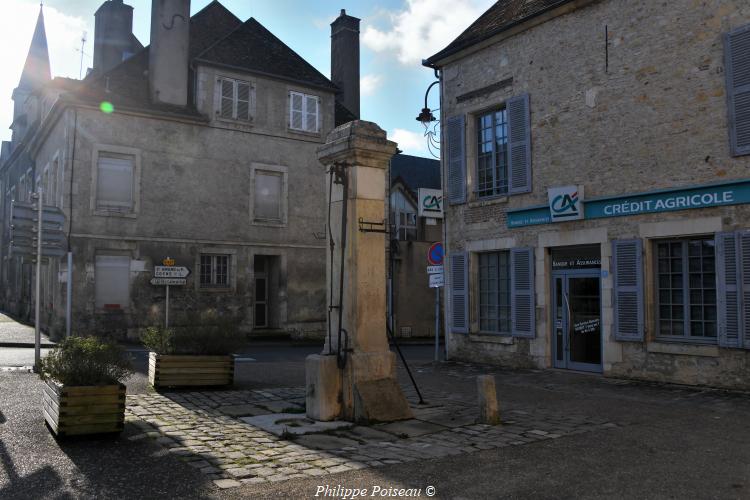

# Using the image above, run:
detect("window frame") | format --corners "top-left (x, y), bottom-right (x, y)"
top-left (477, 250), bottom-right (512, 335)
top-left (654, 237), bottom-right (718, 344)
top-left (94, 254), bottom-right (131, 311)
top-left (199, 254), bottom-right (231, 290)
top-left (390, 187), bottom-right (418, 241)
top-left (250, 163), bottom-right (288, 227)
top-left (475, 106), bottom-right (510, 199)
top-left (289, 91), bottom-right (320, 133)
top-left (216, 76), bottom-right (254, 122)
top-left (90, 145), bottom-right (141, 218)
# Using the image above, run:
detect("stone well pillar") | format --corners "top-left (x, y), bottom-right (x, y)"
top-left (306, 121), bottom-right (412, 423)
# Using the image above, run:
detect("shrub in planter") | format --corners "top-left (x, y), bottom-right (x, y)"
top-left (40, 337), bottom-right (133, 437)
top-left (143, 313), bottom-right (243, 389)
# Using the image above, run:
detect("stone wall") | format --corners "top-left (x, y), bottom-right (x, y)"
top-left (7, 65), bottom-right (335, 340)
top-left (440, 0), bottom-right (750, 389)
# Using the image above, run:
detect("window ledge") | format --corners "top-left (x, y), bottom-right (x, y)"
top-left (468, 195), bottom-right (509, 208)
top-left (93, 210), bottom-right (137, 219)
top-left (287, 127), bottom-right (321, 138)
top-left (252, 219), bottom-right (286, 228)
top-left (198, 287), bottom-right (233, 294)
top-left (469, 332), bottom-right (514, 344)
top-left (647, 341), bottom-right (719, 358)
top-left (214, 116), bottom-right (254, 127)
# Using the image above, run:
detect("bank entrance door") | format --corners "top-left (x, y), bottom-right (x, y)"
top-left (551, 246), bottom-right (602, 373)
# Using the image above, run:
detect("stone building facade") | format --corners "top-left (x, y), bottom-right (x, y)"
top-left (0, 1), bottom-right (361, 340)
top-left (387, 154), bottom-right (442, 339)
top-left (425, 0), bottom-right (750, 389)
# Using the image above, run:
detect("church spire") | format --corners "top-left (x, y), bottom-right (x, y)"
top-left (18, 4), bottom-right (51, 91)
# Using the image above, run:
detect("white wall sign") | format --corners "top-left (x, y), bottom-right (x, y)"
top-left (548, 185), bottom-right (584, 222)
top-left (418, 188), bottom-right (443, 219)
top-left (429, 273), bottom-right (444, 288)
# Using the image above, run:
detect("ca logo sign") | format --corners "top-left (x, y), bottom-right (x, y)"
top-left (551, 192), bottom-right (579, 216)
top-left (548, 186), bottom-right (584, 221)
top-left (422, 195), bottom-right (442, 212)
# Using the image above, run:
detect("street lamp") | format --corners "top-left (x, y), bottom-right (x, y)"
top-left (416, 68), bottom-right (441, 158)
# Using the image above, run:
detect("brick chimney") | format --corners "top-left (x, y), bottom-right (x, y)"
top-left (331, 9), bottom-right (360, 119)
top-left (149, 0), bottom-right (190, 106)
top-left (93, 0), bottom-right (136, 74)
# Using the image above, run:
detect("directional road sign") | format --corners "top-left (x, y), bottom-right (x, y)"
top-left (154, 266), bottom-right (191, 278)
top-left (150, 278), bottom-right (187, 286)
top-left (11, 202), bottom-right (66, 225)
top-left (10, 200), bottom-right (66, 258)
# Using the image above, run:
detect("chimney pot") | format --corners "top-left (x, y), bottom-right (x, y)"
top-left (331, 9), bottom-right (360, 120)
top-left (149, 0), bottom-right (191, 107)
top-left (93, 0), bottom-right (136, 74)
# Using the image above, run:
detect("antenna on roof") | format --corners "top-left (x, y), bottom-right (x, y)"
top-left (76, 31), bottom-right (88, 79)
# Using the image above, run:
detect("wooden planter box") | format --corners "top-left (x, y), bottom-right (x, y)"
top-left (42, 379), bottom-right (126, 437)
top-left (148, 352), bottom-right (235, 389)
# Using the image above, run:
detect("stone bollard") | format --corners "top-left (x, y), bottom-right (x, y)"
top-left (477, 375), bottom-right (501, 425)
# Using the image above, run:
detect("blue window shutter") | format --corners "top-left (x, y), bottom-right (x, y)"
top-left (613, 239), bottom-right (644, 341)
top-left (446, 115), bottom-right (466, 204)
top-left (740, 231), bottom-right (750, 349)
top-left (511, 247), bottom-right (535, 338)
top-left (725, 24), bottom-right (750, 156)
top-left (507, 94), bottom-right (531, 194)
top-left (450, 252), bottom-right (469, 333)
top-left (716, 232), bottom-right (741, 348)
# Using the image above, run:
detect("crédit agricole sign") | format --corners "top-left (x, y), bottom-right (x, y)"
top-left (507, 179), bottom-right (750, 228)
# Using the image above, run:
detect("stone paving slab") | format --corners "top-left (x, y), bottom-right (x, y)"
top-left (125, 385), bottom-right (621, 491)
top-left (375, 419), bottom-right (449, 438)
top-left (239, 413), bottom-right (353, 436)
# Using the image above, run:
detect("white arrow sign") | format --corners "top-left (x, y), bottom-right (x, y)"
top-left (150, 278), bottom-right (187, 286)
top-left (154, 266), bottom-right (190, 278)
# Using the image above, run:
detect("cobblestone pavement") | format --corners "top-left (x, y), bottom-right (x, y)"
top-left (126, 385), bottom-right (621, 490)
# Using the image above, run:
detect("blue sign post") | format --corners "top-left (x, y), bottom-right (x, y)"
top-left (427, 242), bottom-right (445, 361)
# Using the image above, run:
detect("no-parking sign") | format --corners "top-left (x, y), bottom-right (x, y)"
top-left (427, 242), bottom-right (444, 266)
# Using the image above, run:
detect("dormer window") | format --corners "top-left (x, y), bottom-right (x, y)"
top-left (217, 77), bottom-right (253, 121)
top-left (289, 91), bottom-right (319, 133)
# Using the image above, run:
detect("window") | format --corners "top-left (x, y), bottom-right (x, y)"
top-left (290, 91), bottom-right (319, 133)
top-left (656, 238), bottom-right (717, 341)
top-left (42, 166), bottom-right (50, 204)
top-left (49, 159), bottom-right (58, 207)
top-left (479, 251), bottom-right (511, 333)
top-left (96, 153), bottom-right (134, 213)
top-left (18, 175), bottom-right (26, 202)
top-left (390, 189), bottom-right (417, 241)
top-left (477, 108), bottom-right (509, 197)
top-left (95, 255), bottom-right (130, 310)
top-left (254, 171), bottom-right (282, 222)
top-left (200, 254), bottom-right (230, 288)
top-left (218, 77), bottom-right (252, 121)
top-left (26, 169), bottom-right (33, 200)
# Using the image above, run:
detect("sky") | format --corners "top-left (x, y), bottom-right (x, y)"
top-left (1, 0), bottom-right (496, 157)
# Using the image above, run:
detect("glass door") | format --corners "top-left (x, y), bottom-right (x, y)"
top-left (254, 256), bottom-right (268, 328)
top-left (552, 272), bottom-right (602, 372)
